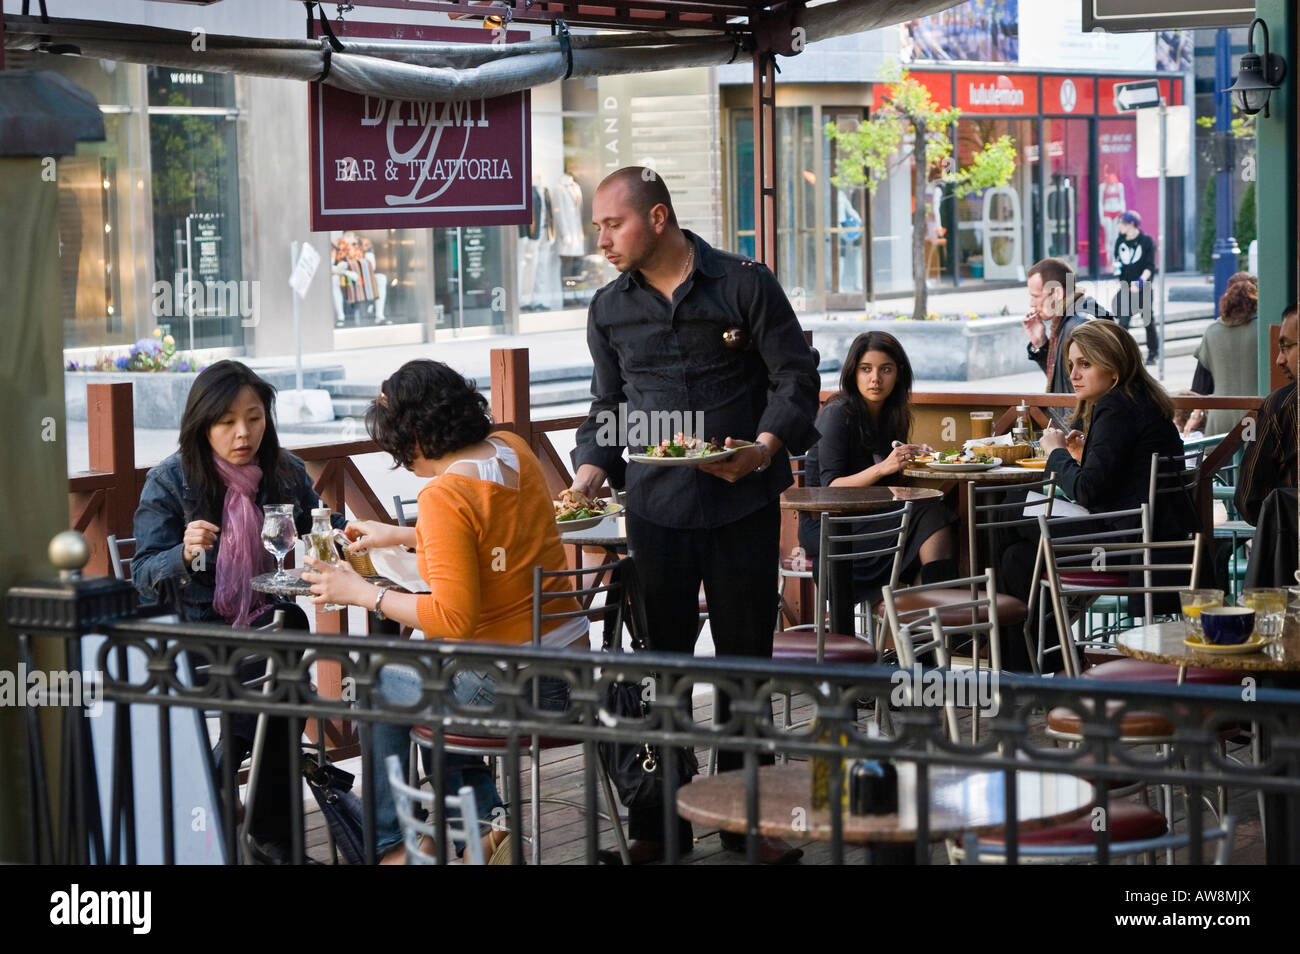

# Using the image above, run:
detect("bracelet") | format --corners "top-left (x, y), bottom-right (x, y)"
top-left (373, 586), bottom-right (388, 620)
top-left (752, 442), bottom-right (772, 474)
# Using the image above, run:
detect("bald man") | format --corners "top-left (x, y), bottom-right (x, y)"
top-left (571, 167), bottom-right (820, 864)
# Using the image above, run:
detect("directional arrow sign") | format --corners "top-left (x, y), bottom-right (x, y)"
top-left (1113, 80), bottom-right (1162, 113)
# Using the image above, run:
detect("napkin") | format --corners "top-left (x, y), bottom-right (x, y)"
top-left (1023, 491), bottom-right (1090, 519)
top-left (365, 547), bottom-right (431, 593)
top-left (962, 433), bottom-right (1015, 450)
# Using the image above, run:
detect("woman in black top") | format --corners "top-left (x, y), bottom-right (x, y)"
top-left (1001, 320), bottom-right (1195, 619)
top-left (798, 332), bottom-right (957, 600)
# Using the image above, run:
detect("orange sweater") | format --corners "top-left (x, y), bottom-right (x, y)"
top-left (413, 430), bottom-right (580, 644)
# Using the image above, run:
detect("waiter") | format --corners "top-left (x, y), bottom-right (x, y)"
top-left (570, 167), bottom-right (821, 864)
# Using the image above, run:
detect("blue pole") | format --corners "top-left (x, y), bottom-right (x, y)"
top-left (1212, 28), bottom-right (1240, 309)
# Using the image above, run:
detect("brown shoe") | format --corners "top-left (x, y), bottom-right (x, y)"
top-left (596, 839), bottom-right (694, 865)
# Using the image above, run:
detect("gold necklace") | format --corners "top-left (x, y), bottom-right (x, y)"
top-left (678, 241), bottom-right (695, 286)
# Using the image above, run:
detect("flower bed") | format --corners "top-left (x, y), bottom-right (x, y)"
top-left (65, 329), bottom-right (204, 374)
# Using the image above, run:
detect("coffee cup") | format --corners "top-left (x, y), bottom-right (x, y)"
top-left (1199, 606), bottom-right (1255, 645)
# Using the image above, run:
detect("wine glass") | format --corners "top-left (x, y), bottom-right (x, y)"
top-left (261, 504), bottom-right (297, 583)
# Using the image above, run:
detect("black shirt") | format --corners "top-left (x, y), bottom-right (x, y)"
top-left (572, 231), bottom-right (821, 530)
top-left (1235, 381), bottom-right (1298, 525)
top-left (796, 398), bottom-right (888, 555)
top-left (1114, 231), bottom-right (1156, 284)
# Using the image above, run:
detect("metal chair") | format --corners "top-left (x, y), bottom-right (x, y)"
top-left (384, 755), bottom-right (485, 865)
top-left (958, 813), bottom-right (1236, 865)
top-left (410, 559), bottom-right (631, 865)
top-left (393, 495), bottom-right (418, 527)
top-left (882, 568), bottom-right (1005, 742)
top-left (106, 534), bottom-right (134, 581)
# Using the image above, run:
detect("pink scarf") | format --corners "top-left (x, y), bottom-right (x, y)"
top-left (212, 453), bottom-right (270, 626)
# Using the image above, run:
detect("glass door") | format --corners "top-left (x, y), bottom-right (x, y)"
top-left (825, 110), bottom-right (867, 310)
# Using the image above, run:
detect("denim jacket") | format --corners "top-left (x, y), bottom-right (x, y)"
top-left (131, 451), bottom-right (346, 622)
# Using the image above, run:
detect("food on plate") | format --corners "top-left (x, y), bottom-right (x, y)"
top-left (554, 488), bottom-right (612, 522)
top-left (976, 442), bottom-right (1034, 463)
top-left (645, 433), bottom-right (729, 458)
top-left (932, 448), bottom-right (997, 465)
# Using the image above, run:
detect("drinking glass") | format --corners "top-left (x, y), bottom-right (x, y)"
top-left (970, 411), bottom-right (994, 441)
top-left (1242, 588), bottom-right (1287, 638)
top-left (1179, 588), bottom-right (1223, 640)
top-left (261, 504), bottom-right (298, 583)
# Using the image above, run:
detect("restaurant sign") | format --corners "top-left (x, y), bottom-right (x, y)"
top-left (308, 23), bottom-right (531, 230)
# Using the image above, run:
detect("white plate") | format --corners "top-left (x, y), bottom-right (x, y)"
top-left (554, 503), bottom-right (624, 533)
top-left (923, 458), bottom-right (1003, 473)
top-left (627, 445), bottom-right (749, 467)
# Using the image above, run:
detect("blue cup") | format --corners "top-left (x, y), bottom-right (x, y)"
top-left (1200, 606), bottom-right (1255, 645)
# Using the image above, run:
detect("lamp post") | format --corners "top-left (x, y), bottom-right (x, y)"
top-left (1212, 28), bottom-right (1239, 309)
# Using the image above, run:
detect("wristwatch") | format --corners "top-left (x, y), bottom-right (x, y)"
top-left (752, 442), bottom-right (773, 474)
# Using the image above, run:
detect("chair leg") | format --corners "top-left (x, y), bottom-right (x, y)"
top-left (530, 736), bottom-right (541, 866)
top-left (596, 749), bottom-right (632, 865)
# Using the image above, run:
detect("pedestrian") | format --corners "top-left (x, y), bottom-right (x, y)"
top-left (1021, 257), bottom-right (1111, 410)
top-left (1110, 210), bottom-right (1160, 365)
top-left (570, 166), bottom-right (821, 864)
top-left (1192, 271), bottom-right (1259, 437)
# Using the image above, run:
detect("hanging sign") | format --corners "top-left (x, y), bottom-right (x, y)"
top-left (308, 22), bottom-right (531, 230)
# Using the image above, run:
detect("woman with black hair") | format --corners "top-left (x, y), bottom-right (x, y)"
top-left (798, 331), bottom-right (957, 598)
top-left (131, 359), bottom-right (345, 863)
top-left (302, 359), bottom-right (581, 864)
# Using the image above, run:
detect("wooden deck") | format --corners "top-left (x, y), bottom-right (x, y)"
top-left (291, 690), bottom-right (1266, 865)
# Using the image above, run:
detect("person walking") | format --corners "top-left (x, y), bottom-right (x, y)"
top-left (570, 166), bottom-right (821, 864)
top-left (1192, 272), bottom-right (1260, 438)
top-left (1111, 210), bottom-right (1160, 365)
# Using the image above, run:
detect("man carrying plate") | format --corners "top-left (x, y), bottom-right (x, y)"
top-left (570, 166), bottom-right (821, 864)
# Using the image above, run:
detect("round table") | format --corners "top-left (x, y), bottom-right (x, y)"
top-left (903, 463), bottom-right (1047, 576)
top-left (559, 514), bottom-right (628, 556)
top-left (251, 567), bottom-right (405, 600)
top-left (676, 763), bottom-right (1094, 850)
top-left (1116, 618), bottom-right (1300, 673)
top-left (780, 485), bottom-right (942, 515)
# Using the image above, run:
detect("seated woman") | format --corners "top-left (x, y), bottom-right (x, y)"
top-left (1001, 320), bottom-right (1196, 621)
top-left (798, 331), bottom-right (957, 616)
top-left (302, 359), bottom-right (582, 865)
top-left (131, 360), bottom-right (345, 864)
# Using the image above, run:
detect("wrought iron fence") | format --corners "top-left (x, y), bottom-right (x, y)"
top-left (7, 571), bottom-right (1300, 866)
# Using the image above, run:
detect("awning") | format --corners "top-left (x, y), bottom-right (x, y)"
top-left (4, 2), bottom-right (957, 101)
top-left (0, 69), bottom-right (105, 156)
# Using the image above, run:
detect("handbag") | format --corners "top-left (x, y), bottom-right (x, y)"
top-left (302, 751), bottom-right (367, 866)
top-left (597, 562), bottom-right (699, 810)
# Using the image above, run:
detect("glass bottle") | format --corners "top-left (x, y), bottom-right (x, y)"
top-left (310, 507), bottom-right (344, 612)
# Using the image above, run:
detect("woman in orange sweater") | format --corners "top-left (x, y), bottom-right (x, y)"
top-left (303, 360), bottom-right (581, 863)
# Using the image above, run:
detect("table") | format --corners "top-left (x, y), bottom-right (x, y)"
top-left (781, 487), bottom-right (944, 634)
top-left (903, 464), bottom-right (1047, 575)
top-left (1116, 616), bottom-right (1300, 864)
top-left (559, 514), bottom-right (628, 559)
top-left (676, 763), bottom-right (1094, 858)
top-left (1116, 619), bottom-right (1300, 674)
top-left (250, 567), bottom-right (407, 600)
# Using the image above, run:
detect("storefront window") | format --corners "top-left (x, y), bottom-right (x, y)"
top-left (1041, 118), bottom-right (1092, 272)
top-left (147, 68), bottom-right (244, 350)
top-left (1097, 118), bottom-right (1156, 275)
top-left (730, 110), bottom-right (756, 259)
top-left (433, 226), bottom-right (508, 332)
top-left (824, 111), bottom-right (867, 305)
top-left (325, 230), bottom-right (426, 328)
top-left (954, 118), bottom-right (1037, 282)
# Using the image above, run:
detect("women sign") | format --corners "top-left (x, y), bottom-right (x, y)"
top-left (308, 24), bottom-right (531, 229)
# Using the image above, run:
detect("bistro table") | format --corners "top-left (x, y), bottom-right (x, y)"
top-left (559, 514), bottom-right (628, 559)
top-left (780, 486), bottom-right (944, 634)
top-left (1116, 616), bottom-right (1300, 864)
top-left (902, 463), bottom-right (1047, 575)
top-left (676, 762), bottom-right (1094, 862)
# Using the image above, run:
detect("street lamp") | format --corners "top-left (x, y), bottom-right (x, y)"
top-left (1225, 17), bottom-right (1287, 118)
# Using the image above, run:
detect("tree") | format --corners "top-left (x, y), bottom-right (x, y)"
top-left (826, 66), bottom-right (1017, 320)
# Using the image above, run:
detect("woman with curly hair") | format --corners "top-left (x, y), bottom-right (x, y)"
top-left (301, 359), bottom-right (580, 864)
top-left (1193, 271), bottom-right (1259, 437)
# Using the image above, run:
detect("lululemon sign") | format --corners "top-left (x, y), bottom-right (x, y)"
top-left (308, 23), bottom-right (531, 230)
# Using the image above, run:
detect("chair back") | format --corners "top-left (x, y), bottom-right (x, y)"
top-left (814, 502), bottom-right (912, 659)
top-left (106, 535), bottom-right (135, 582)
top-left (966, 474), bottom-right (1058, 584)
top-left (1038, 507), bottom-right (1201, 676)
top-left (384, 755), bottom-right (484, 865)
top-left (393, 495), bottom-right (418, 527)
top-left (960, 814), bottom-right (1237, 865)
top-left (531, 558), bottom-right (630, 651)
top-left (789, 453), bottom-right (809, 488)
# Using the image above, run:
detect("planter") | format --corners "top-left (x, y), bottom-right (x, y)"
top-left (801, 315), bottom-right (1029, 381)
top-left (65, 366), bottom-right (347, 428)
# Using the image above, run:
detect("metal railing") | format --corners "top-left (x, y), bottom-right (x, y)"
top-left (8, 570), bottom-right (1300, 866)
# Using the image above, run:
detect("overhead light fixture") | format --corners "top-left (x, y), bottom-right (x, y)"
top-left (1225, 17), bottom-right (1287, 117)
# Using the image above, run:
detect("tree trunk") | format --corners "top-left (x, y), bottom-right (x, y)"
top-left (911, 124), bottom-right (928, 322)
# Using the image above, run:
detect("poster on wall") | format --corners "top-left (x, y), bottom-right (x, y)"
top-left (901, 0), bottom-right (1019, 64)
top-left (308, 22), bottom-right (531, 230)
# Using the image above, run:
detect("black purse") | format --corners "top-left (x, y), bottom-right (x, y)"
top-left (302, 752), bottom-right (367, 866)
top-left (597, 562), bottom-right (699, 810)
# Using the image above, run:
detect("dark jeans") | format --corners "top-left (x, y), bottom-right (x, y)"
top-left (624, 501), bottom-right (781, 843)
top-left (210, 600), bottom-right (309, 845)
top-left (1113, 285), bottom-right (1159, 358)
